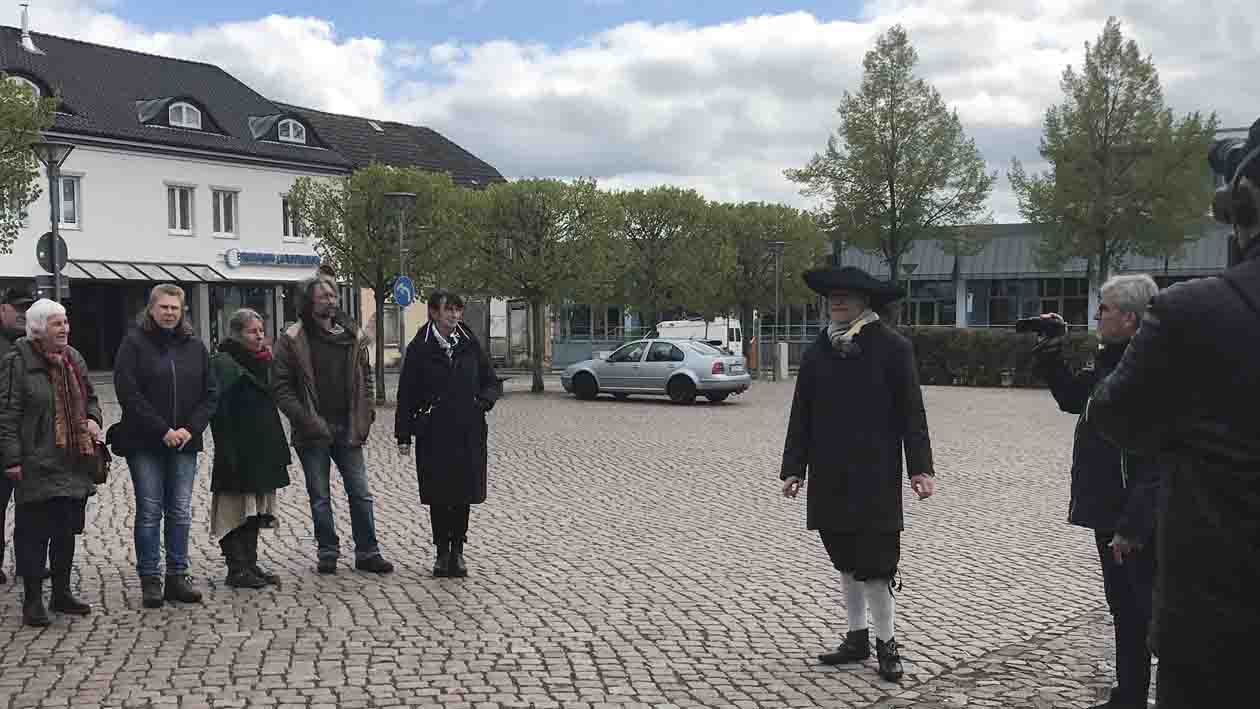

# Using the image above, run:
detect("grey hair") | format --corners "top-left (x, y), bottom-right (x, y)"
top-left (227, 308), bottom-right (265, 341)
top-left (1100, 274), bottom-right (1159, 314)
top-left (24, 298), bottom-right (66, 339)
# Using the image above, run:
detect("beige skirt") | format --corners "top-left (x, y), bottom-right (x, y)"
top-left (210, 492), bottom-right (279, 540)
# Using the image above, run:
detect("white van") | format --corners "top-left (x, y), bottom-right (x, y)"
top-left (651, 317), bottom-right (745, 355)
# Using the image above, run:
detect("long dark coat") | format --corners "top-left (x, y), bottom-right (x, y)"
top-left (780, 323), bottom-right (934, 532)
top-left (1089, 242), bottom-right (1260, 674)
top-left (209, 341), bottom-right (291, 495)
top-left (395, 323), bottom-right (499, 505)
top-left (0, 340), bottom-right (102, 505)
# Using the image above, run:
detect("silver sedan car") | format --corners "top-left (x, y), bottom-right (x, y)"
top-left (561, 338), bottom-right (751, 404)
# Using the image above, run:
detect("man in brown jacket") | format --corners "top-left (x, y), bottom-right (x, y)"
top-left (273, 275), bottom-right (393, 575)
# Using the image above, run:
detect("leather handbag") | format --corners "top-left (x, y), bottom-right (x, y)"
top-left (92, 441), bottom-right (112, 485)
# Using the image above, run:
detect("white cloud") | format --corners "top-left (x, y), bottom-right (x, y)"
top-left (15, 1), bottom-right (1259, 222)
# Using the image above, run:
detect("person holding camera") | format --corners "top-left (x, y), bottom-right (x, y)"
top-left (1030, 274), bottom-right (1161, 709)
top-left (1087, 121), bottom-right (1260, 708)
top-left (395, 290), bottom-right (500, 578)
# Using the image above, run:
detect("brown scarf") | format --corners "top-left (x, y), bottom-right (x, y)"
top-left (33, 341), bottom-right (95, 457)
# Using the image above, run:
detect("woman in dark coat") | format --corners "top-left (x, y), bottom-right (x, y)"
top-left (395, 290), bottom-right (499, 578)
top-left (0, 299), bottom-right (103, 626)
top-left (780, 266), bottom-right (937, 682)
top-left (209, 308), bottom-right (291, 589)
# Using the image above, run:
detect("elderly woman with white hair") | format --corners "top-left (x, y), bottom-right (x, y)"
top-left (0, 299), bottom-right (103, 627)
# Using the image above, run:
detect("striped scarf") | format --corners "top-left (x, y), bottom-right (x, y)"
top-left (827, 309), bottom-right (880, 357)
top-left (32, 341), bottom-right (95, 457)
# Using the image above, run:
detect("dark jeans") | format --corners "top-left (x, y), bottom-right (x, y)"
top-left (297, 439), bottom-right (381, 562)
top-left (1095, 530), bottom-right (1156, 708)
top-left (429, 504), bottom-right (470, 546)
top-left (0, 475), bottom-right (11, 570)
top-left (128, 450), bottom-right (199, 578)
top-left (14, 496), bottom-right (86, 580)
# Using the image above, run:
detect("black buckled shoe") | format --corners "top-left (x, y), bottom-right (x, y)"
top-left (876, 637), bottom-right (904, 682)
top-left (819, 628), bottom-right (870, 665)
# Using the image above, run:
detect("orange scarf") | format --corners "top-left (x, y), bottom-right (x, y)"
top-left (32, 341), bottom-right (95, 458)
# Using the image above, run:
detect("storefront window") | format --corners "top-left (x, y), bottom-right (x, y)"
top-left (211, 285), bottom-right (276, 350)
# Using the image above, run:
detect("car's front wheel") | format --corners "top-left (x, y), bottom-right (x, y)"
top-left (573, 372), bottom-right (599, 400)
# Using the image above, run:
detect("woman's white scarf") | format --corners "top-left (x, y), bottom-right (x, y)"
top-left (430, 323), bottom-right (461, 360)
top-left (827, 309), bottom-right (880, 356)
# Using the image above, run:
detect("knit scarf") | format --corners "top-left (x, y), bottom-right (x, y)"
top-left (827, 309), bottom-right (880, 357)
top-left (32, 341), bottom-right (95, 457)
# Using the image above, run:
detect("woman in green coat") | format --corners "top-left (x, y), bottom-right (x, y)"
top-left (210, 309), bottom-right (291, 589)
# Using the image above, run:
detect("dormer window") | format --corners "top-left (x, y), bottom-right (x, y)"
top-left (278, 119), bottom-right (306, 144)
top-left (169, 102), bottom-right (202, 130)
top-left (8, 76), bottom-right (40, 100)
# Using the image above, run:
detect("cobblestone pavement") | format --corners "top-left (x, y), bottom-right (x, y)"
top-left (0, 378), bottom-right (1138, 708)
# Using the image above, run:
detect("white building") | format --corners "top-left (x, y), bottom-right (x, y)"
top-left (1, 22), bottom-right (504, 370)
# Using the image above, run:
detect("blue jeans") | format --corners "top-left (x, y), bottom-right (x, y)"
top-left (297, 439), bottom-right (381, 562)
top-left (127, 450), bottom-right (198, 578)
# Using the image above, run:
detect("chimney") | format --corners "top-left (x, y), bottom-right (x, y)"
top-left (20, 3), bottom-right (45, 55)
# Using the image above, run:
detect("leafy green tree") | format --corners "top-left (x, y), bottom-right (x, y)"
top-left (465, 178), bottom-right (609, 392)
top-left (608, 186), bottom-right (710, 329)
top-left (1009, 17), bottom-right (1217, 282)
top-left (786, 25), bottom-right (994, 311)
top-left (0, 75), bottom-right (56, 253)
top-left (288, 165), bottom-right (464, 402)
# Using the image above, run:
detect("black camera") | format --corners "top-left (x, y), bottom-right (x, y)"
top-left (1015, 316), bottom-right (1067, 338)
top-left (1209, 118), bottom-right (1260, 227)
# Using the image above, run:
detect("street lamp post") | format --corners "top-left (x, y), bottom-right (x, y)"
top-left (768, 240), bottom-right (786, 382)
top-left (30, 141), bottom-right (74, 303)
top-left (383, 192), bottom-right (417, 370)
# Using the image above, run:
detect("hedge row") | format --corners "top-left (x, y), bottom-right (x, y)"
top-left (898, 327), bottom-right (1100, 388)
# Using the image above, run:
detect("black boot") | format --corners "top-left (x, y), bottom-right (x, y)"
top-left (164, 574), bottom-right (203, 604)
top-left (876, 637), bottom-right (904, 682)
top-left (49, 535), bottom-right (90, 615)
top-left (222, 530), bottom-right (265, 590)
top-left (432, 535), bottom-right (451, 578)
top-left (450, 538), bottom-right (468, 578)
top-left (819, 628), bottom-right (870, 665)
top-left (140, 576), bottom-right (163, 608)
top-left (244, 520), bottom-right (279, 585)
top-left (22, 576), bottom-right (49, 627)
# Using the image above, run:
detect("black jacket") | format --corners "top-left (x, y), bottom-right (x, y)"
top-left (395, 323), bottom-right (499, 505)
top-left (1033, 342), bottom-right (1160, 543)
top-left (110, 326), bottom-right (218, 455)
top-left (1089, 241), bottom-right (1260, 666)
top-left (780, 323), bottom-right (934, 532)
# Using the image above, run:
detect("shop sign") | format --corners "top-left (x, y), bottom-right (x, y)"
top-left (224, 249), bottom-right (320, 269)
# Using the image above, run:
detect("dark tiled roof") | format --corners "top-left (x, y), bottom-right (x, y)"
top-left (0, 27), bottom-right (351, 170)
top-left (836, 221), bottom-right (1232, 279)
top-left (277, 103), bottom-right (506, 188)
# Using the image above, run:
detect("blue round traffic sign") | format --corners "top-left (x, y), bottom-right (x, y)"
top-left (393, 275), bottom-right (416, 308)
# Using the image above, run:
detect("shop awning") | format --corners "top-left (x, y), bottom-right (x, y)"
top-left (64, 260), bottom-right (229, 283)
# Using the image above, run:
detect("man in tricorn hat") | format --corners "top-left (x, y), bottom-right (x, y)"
top-left (780, 266), bottom-right (936, 682)
top-left (0, 285), bottom-right (35, 584)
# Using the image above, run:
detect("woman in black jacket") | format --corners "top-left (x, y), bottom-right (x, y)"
top-left (209, 309), bottom-right (290, 589)
top-left (780, 266), bottom-right (936, 683)
top-left (395, 290), bottom-right (499, 578)
top-left (111, 284), bottom-right (217, 609)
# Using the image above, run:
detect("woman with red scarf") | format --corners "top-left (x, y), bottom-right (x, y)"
top-left (208, 309), bottom-right (291, 589)
top-left (0, 299), bottom-right (103, 627)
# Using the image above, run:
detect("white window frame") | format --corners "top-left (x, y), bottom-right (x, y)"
top-left (8, 76), bottom-right (40, 100)
top-left (168, 102), bottom-right (202, 130)
top-left (278, 119), bottom-right (307, 144)
top-left (211, 187), bottom-right (240, 239)
top-left (57, 174), bottom-right (82, 230)
top-left (166, 183), bottom-right (196, 236)
top-left (281, 195), bottom-right (304, 242)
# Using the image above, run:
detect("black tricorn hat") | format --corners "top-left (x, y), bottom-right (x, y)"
top-left (802, 266), bottom-right (904, 307)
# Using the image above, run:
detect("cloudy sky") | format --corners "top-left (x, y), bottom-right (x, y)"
top-left (16, 1), bottom-right (1258, 221)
